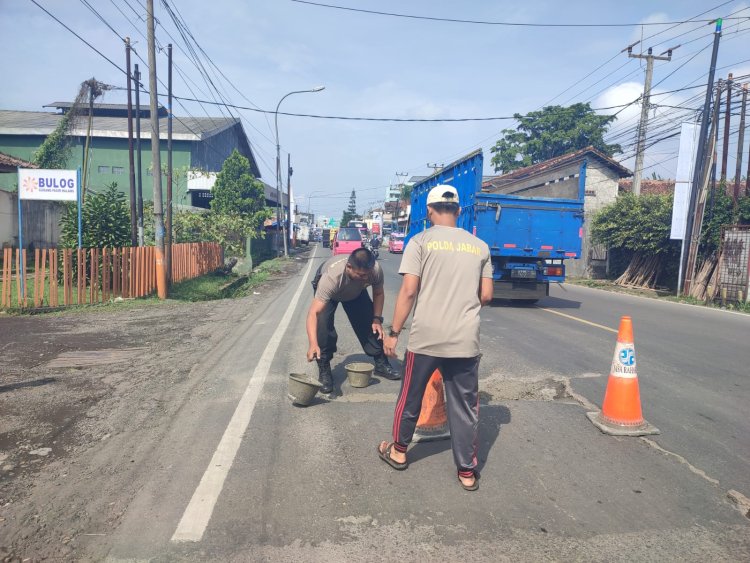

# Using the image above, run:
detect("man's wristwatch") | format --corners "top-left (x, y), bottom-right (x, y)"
top-left (373, 315), bottom-right (384, 324)
top-left (389, 328), bottom-right (401, 338)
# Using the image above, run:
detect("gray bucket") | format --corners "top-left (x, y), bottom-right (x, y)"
top-left (288, 373), bottom-right (323, 406)
top-left (345, 362), bottom-right (374, 388)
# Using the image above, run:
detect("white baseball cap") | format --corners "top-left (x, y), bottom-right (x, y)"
top-left (426, 184), bottom-right (459, 206)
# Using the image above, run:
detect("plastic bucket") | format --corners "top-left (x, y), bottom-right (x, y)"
top-left (288, 373), bottom-right (323, 406)
top-left (345, 362), bottom-right (374, 388)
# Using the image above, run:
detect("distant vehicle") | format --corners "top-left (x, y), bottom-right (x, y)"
top-left (297, 224), bottom-right (310, 246)
top-left (322, 228), bottom-right (331, 248)
top-left (388, 232), bottom-right (405, 254)
top-left (333, 227), bottom-right (363, 256)
top-left (405, 150), bottom-right (584, 303)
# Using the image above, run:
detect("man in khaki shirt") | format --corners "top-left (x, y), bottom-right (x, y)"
top-left (377, 185), bottom-right (494, 491)
top-left (306, 248), bottom-right (399, 394)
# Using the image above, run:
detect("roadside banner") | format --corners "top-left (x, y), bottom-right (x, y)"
top-left (670, 123), bottom-right (699, 240)
top-left (16, 168), bottom-right (82, 302)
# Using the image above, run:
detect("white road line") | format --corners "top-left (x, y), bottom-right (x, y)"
top-left (171, 247), bottom-right (318, 543)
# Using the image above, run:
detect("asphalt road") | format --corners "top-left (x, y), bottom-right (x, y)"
top-left (98, 245), bottom-right (749, 561)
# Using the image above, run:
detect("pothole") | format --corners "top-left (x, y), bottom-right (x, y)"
top-left (480, 376), bottom-right (573, 402)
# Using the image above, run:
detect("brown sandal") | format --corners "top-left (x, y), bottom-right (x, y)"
top-left (377, 442), bottom-right (408, 470)
top-left (458, 469), bottom-right (479, 491)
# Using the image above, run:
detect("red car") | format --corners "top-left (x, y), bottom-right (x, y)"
top-left (332, 228), bottom-right (364, 255)
top-left (388, 233), bottom-right (405, 253)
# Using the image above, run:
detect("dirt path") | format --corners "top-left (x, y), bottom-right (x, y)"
top-left (0, 254), bottom-right (307, 560)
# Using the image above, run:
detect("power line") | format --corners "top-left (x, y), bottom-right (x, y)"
top-left (150, 93), bottom-right (652, 121)
top-left (28, 0), bottom-right (125, 75)
top-left (290, 0), bottom-right (749, 27)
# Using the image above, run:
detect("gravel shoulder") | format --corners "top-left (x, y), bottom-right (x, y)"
top-left (0, 253), bottom-right (307, 560)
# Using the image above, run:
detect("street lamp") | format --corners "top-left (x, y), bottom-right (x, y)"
top-left (274, 86), bottom-right (325, 256)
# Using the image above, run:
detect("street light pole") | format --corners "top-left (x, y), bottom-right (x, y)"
top-left (274, 86), bottom-right (325, 256)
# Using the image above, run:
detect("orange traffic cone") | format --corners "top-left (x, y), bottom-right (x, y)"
top-left (586, 316), bottom-right (659, 436)
top-left (413, 370), bottom-right (450, 442)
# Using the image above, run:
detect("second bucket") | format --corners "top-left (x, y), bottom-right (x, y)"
top-left (345, 362), bottom-right (374, 388)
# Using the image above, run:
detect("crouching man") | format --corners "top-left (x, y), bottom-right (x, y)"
top-left (306, 248), bottom-right (399, 393)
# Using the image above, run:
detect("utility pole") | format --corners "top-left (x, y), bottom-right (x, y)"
top-left (287, 153), bottom-right (293, 249)
top-left (134, 63), bottom-right (144, 246)
top-left (167, 43), bottom-right (173, 284)
top-left (681, 19), bottom-right (723, 296)
top-left (426, 163), bottom-right (444, 172)
top-left (146, 0), bottom-right (167, 298)
top-left (627, 44), bottom-right (675, 196)
top-left (125, 38), bottom-right (137, 246)
top-left (721, 73), bottom-right (733, 182)
top-left (735, 84), bottom-right (747, 202)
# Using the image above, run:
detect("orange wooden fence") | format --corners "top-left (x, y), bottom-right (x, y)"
top-left (1, 242), bottom-right (223, 309)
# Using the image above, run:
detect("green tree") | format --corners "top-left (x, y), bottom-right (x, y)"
top-left (341, 189), bottom-right (358, 226)
top-left (60, 182), bottom-right (131, 248)
top-left (591, 193), bottom-right (677, 256)
top-left (210, 149), bottom-right (266, 218)
top-left (399, 183), bottom-right (413, 203)
top-left (490, 103), bottom-right (621, 173)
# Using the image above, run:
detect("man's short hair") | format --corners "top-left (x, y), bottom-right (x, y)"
top-left (348, 247), bottom-right (376, 270)
top-left (427, 201), bottom-right (460, 214)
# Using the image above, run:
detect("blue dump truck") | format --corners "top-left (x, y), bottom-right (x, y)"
top-left (405, 149), bottom-right (585, 303)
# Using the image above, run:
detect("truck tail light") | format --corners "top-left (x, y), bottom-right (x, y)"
top-left (544, 266), bottom-right (563, 276)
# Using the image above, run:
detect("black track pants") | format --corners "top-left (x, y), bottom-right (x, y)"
top-left (315, 289), bottom-right (384, 361)
top-left (392, 351), bottom-right (480, 471)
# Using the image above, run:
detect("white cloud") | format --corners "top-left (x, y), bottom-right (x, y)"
top-left (629, 12), bottom-right (671, 44)
top-left (596, 81), bottom-right (644, 124)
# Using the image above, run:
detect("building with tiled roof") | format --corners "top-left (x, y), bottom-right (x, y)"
top-left (0, 150), bottom-right (36, 172)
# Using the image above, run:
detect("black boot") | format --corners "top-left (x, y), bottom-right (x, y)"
top-left (374, 354), bottom-right (400, 380)
top-left (316, 358), bottom-right (333, 394)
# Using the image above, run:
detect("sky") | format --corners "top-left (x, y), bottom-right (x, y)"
top-left (1, 0), bottom-right (749, 219)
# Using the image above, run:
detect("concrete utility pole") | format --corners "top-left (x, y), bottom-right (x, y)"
top-left (681, 18), bottom-right (723, 296)
top-left (721, 73), bottom-right (733, 182)
top-left (125, 38), bottom-right (137, 246)
top-left (287, 153), bottom-right (293, 249)
top-left (627, 44), bottom-right (675, 196)
top-left (167, 43), bottom-right (173, 284)
top-left (146, 0), bottom-right (167, 298)
top-left (134, 64), bottom-right (144, 246)
top-left (735, 84), bottom-right (747, 202)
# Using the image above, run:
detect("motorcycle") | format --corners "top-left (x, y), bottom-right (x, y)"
top-left (365, 239), bottom-right (380, 260)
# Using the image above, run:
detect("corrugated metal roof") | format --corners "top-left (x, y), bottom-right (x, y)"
top-left (0, 110), bottom-right (238, 141)
top-left (44, 101), bottom-right (168, 117)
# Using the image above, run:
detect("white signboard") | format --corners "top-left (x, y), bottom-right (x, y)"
top-left (18, 168), bottom-right (78, 201)
top-left (670, 123), bottom-right (699, 240)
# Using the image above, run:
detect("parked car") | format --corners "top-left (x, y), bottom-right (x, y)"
top-left (332, 227), bottom-right (363, 255)
top-left (388, 232), bottom-right (405, 253)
